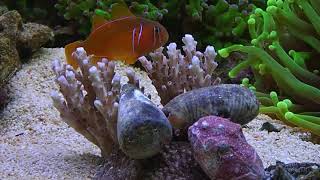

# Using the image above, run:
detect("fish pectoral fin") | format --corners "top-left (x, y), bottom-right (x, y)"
top-left (123, 56), bottom-right (138, 64)
top-left (110, 1), bottom-right (135, 20)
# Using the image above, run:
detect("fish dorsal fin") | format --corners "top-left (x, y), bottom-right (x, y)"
top-left (91, 14), bottom-right (108, 31)
top-left (110, 1), bottom-right (134, 20)
top-left (91, 1), bottom-right (134, 31)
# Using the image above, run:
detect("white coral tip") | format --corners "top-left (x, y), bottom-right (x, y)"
top-left (76, 47), bottom-right (85, 52)
top-left (167, 42), bottom-right (177, 50)
top-left (66, 70), bottom-right (75, 79)
top-left (57, 75), bottom-right (68, 85)
top-left (97, 62), bottom-right (105, 69)
top-left (89, 66), bottom-right (98, 74)
top-left (182, 34), bottom-right (197, 45)
top-left (205, 46), bottom-right (217, 56)
top-left (50, 91), bottom-right (60, 99)
top-left (191, 56), bottom-right (200, 65)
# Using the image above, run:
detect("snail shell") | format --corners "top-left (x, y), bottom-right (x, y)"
top-left (118, 84), bottom-right (172, 159)
top-left (162, 84), bottom-right (259, 130)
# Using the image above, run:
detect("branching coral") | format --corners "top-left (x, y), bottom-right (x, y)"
top-left (218, 0), bottom-right (320, 135)
top-left (129, 0), bottom-right (168, 20)
top-left (138, 34), bottom-right (220, 105)
top-left (51, 47), bottom-right (142, 156)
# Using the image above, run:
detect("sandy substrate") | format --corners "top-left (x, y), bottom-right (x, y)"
top-left (0, 48), bottom-right (319, 179)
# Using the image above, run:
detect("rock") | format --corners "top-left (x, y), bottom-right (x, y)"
top-left (143, 141), bottom-right (209, 180)
top-left (260, 122), bottom-right (282, 133)
top-left (0, 6), bottom-right (8, 16)
top-left (188, 116), bottom-right (265, 180)
top-left (117, 84), bottom-right (172, 159)
top-left (163, 84), bottom-right (259, 134)
top-left (0, 10), bottom-right (22, 42)
top-left (17, 22), bottom-right (53, 58)
top-left (264, 161), bottom-right (320, 180)
top-left (0, 86), bottom-right (9, 110)
top-left (0, 36), bottom-right (20, 87)
top-left (94, 150), bottom-right (142, 180)
top-left (0, 10), bottom-right (52, 109)
top-left (94, 141), bottom-right (209, 180)
top-left (0, 36), bottom-right (20, 106)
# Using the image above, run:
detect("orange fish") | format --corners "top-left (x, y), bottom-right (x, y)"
top-left (65, 2), bottom-right (169, 68)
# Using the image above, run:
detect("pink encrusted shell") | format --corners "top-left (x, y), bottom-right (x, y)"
top-left (188, 115), bottom-right (265, 180)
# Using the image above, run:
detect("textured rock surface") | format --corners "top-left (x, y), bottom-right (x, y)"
top-left (94, 141), bottom-right (209, 180)
top-left (94, 150), bottom-right (141, 180)
top-left (188, 116), bottom-right (265, 180)
top-left (17, 22), bottom-right (53, 58)
top-left (264, 161), bottom-right (320, 180)
top-left (0, 11), bottom-right (21, 108)
top-left (118, 84), bottom-right (172, 159)
top-left (163, 84), bottom-right (259, 135)
top-left (0, 36), bottom-right (20, 87)
top-left (0, 10), bottom-right (52, 109)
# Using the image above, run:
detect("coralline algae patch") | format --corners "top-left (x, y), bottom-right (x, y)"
top-left (0, 48), bottom-right (319, 179)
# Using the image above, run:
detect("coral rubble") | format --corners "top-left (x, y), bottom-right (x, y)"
top-left (139, 34), bottom-right (220, 105)
top-left (218, 0), bottom-right (320, 136)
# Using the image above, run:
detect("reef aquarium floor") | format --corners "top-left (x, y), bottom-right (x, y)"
top-left (0, 48), bottom-right (319, 179)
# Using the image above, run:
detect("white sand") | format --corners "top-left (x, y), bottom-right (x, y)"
top-left (0, 48), bottom-right (319, 179)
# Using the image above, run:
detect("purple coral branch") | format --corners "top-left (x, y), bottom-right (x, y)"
top-left (51, 47), bottom-right (145, 157)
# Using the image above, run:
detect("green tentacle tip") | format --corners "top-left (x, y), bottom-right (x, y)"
top-left (249, 86), bottom-right (256, 91)
top-left (258, 64), bottom-right (267, 75)
top-left (228, 71), bottom-right (236, 78)
top-left (269, 31), bottom-right (277, 38)
top-left (277, 101), bottom-right (288, 110)
top-left (95, 9), bottom-right (111, 19)
top-left (276, 0), bottom-right (284, 7)
top-left (267, 0), bottom-right (277, 6)
top-left (248, 18), bottom-right (256, 25)
top-left (266, 6), bottom-right (277, 14)
top-left (270, 91), bottom-right (278, 98)
top-left (251, 39), bottom-right (258, 45)
top-left (289, 49), bottom-right (295, 56)
top-left (255, 8), bottom-right (263, 14)
top-left (218, 49), bottom-right (230, 58)
top-left (283, 99), bottom-right (293, 107)
top-left (268, 44), bottom-right (276, 50)
top-left (285, 112), bottom-right (294, 120)
top-left (242, 78), bottom-right (249, 84)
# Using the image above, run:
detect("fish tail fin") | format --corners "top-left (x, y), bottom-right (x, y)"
top-left (65, 41), bottom-right (83, 69)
